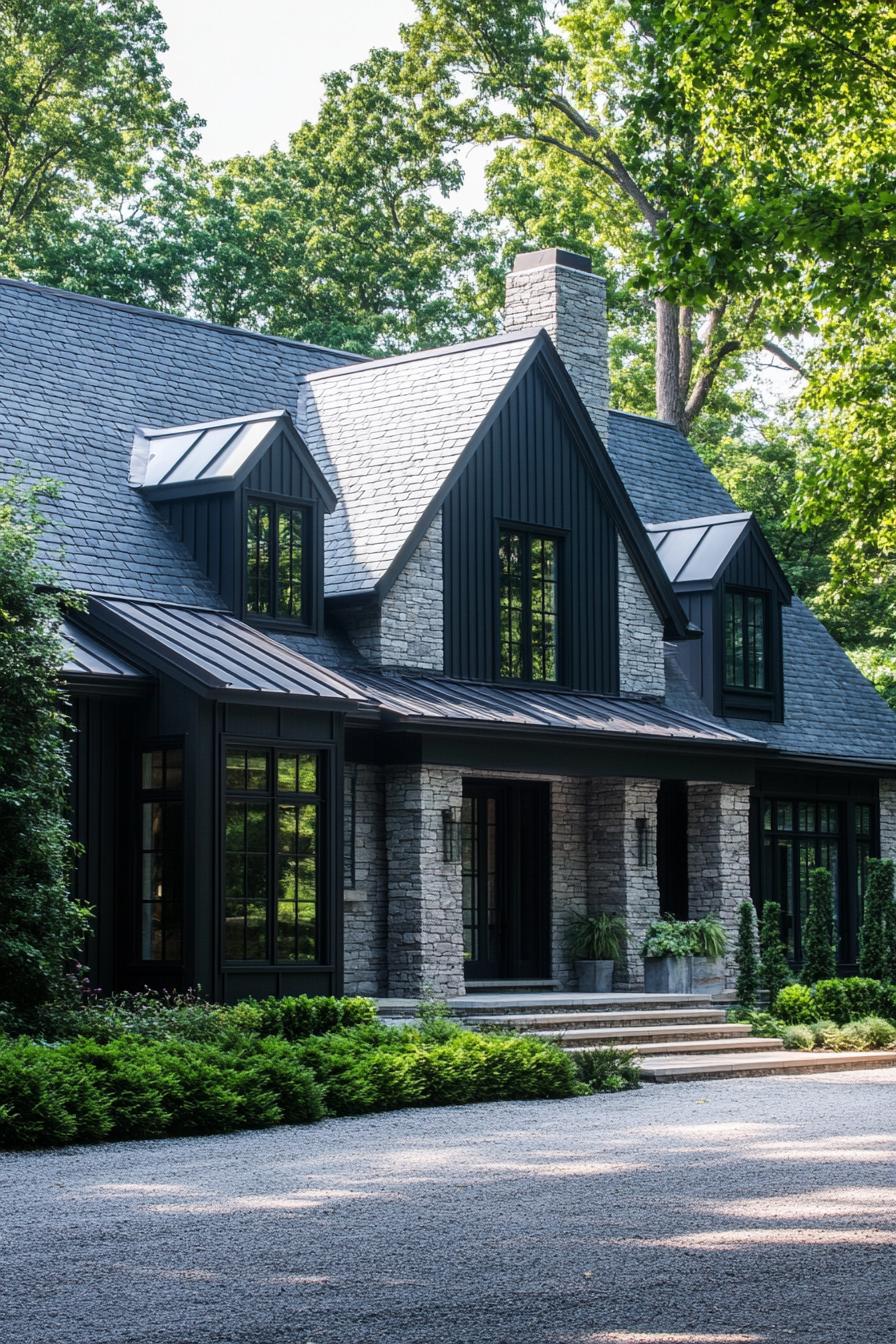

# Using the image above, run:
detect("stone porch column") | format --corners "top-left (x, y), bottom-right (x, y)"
top-left (587, 777), bottom-right (661, 988)
top-left (687, 781), bottom-right (752, 985)
top-left (384, 764), bottom-right (466, 998)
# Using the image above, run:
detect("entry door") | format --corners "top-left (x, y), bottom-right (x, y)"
top-left (461, 780), bottom-right (550, 981)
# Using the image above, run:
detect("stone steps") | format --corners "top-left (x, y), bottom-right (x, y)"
top-left (630, 1036), bottom-right (786, 1057)
top-left (527, 1021), bottom-right (754, 1047)
top-left (639, 1049), bottom-right (896, 1083)
top-left (464, 1008), bottom-right (728, 1030)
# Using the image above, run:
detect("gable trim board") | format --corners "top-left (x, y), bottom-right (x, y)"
top-left (308, 330), bottom-right (692, 643)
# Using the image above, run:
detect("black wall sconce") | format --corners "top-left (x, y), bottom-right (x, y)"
top-left (442, 806), bottom-right (462, 862)
top-left (635, 815), bottom-right (653, 867)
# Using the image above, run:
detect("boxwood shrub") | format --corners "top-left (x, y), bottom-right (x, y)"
top-left (773, 977), bottom-right (896, 1026)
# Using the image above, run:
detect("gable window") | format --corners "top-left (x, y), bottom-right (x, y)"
top-left (498, 529), bottom-right (559, 682)
top-left (224, 747), bottom-right (322, 963)
top-left (246, 499), bottom-right (309, 622)
top-left (139, 745), bottom-right (184, 962)
top-left (724, 588), bottom-right (767, 690)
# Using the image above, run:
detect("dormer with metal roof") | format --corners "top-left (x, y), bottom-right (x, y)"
top-left (130, 409), bottom-right (337, 635)
top-left (648, 511), bottom-right (793, 722)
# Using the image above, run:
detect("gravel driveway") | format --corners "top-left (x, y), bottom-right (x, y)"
top-left (3, 1070), bottom-right (896, 1344)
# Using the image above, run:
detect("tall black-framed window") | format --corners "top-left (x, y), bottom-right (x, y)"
top-left (343, 763), bottom-right (357, 890)
top-left (498, 528), bottom-right (560, 682)
top-left (724, 587), bottom-right (768, 689)
top-left (223, 746), bottom-right (323, 963)
top-left (139, 745), bottom-right (184, 962)
top-left (245, 498), bottom-right (311, 622)
top-left (762, 798), bottom-right (842, 961)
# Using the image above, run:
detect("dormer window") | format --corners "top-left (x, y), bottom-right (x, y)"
top-left (246, 498), bottom-right (310, 622)
top-left (724, 588), bottom-right (767, 690)
top-left (498, 527), bottom-right (560, 682)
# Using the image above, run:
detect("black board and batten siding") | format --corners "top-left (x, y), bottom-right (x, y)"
top-left (442, 360), bottom-right (619, 692)
top-left (674, 530), bottom-right (786, 722)
top-left (156, 431), bottom-right (325, 629)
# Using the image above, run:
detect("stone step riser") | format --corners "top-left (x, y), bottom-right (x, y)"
top-left (527, 1024), bottom-right (753, 1046)
top-left (466, 1011), bottom-right (728, 1030)
top-left (446, 996), bottom-right (714, 1019)
top-left (640, 1050), bottom-right (896, 1083)
top-left (560, 1037), bottom-right (785, 1057)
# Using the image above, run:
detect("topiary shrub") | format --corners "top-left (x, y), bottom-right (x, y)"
top-left (569, 1047), bottom-right (640, 1093)
top-left (774, 983), bottom-right (815, 1024)
top-left (812, 977), bottom-right (884, 1024)
top-left (759, 901), bottom-right (792, 1002)
top-left (860, 858), bottom-right (896, 979)
top-left (781, 1024), bottom-right (815, 1051)
top-left (734, 900), bottom-right (759, 1009)
top-left (801, 868), bottom-right (837, 984)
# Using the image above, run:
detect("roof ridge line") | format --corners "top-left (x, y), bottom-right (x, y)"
top-left (302, 328), bottom-right (542, 382)
top-left (0, 275), bottom-right (367, 363)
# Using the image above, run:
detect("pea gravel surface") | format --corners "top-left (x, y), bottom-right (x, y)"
top-left (3, 1070), bottom-right (896, 1344)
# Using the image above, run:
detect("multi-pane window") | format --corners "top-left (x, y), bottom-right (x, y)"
top-left (224, 747), bottom-right (322, 963)
top-left (245, 499), bottom-right (309, 621)
top-left (762, 798), bottom-right (841, 961)
top-left (139, 746), bottom-right (184, 961)
top-left (724, 588), bottom-right (767, 689)
top-left (856, 803), bottom-right (873, 919)
top-left (343, 764), bottom-right (357, 890)
top-left (498, 529), bottom-right (559, 682)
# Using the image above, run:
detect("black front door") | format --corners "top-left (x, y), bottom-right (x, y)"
top-left (657, 779), bottom-right (689, 920)
top-left (461, 780), bottom-right (550, 981)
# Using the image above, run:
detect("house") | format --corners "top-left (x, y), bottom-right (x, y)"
top-left (3, 247), bottom-right (895, 1002)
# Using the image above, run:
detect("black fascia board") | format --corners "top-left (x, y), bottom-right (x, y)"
top-left (372, 331), bottom-right (692, 640)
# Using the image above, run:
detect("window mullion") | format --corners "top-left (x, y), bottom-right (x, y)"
top-left (521, 533), bottom-right (532, 679)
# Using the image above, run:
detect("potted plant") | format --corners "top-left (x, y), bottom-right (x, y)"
top-left (641, 916), bottom-right (696, 993)
top-left (691, 916), bottom-right (728, 995)
top-left (566, 912), bottom-right (628, 992)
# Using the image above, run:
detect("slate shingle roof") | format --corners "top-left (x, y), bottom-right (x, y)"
top-left (0, 279), bottom-right (359, 603)
top-left (299, 332), bottom-right (537, 597)
top-left (606, 412), bottom-right (896, 764)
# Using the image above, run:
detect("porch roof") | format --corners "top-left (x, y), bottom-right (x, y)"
top-left (61, 618), bottom-right (148, 683)
top-left (350, 672), bottom-right (764, 746)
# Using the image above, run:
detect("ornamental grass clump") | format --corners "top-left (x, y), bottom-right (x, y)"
top-left (781, 1024), bottom-right (815, 1051)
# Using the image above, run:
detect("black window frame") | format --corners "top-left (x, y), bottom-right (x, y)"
top-left (221, 741), bottom-right (328, 967)
top-left (243, 492), bottom-right (316, 630)
top-left (136, 740), bottom-right (185, 965)
top-left (723, 584), bottom-right (769, 692)
top-left (496, 523), bottom-right (565, 685)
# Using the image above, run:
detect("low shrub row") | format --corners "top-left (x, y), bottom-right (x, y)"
top-left (773, 978), bottom-right (896, 1026)
top-left (781, 1017), bottom-right (896, 1052)
top-left (0, 1021), bottom-right (585, 1150)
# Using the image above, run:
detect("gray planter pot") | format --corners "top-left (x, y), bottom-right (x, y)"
top-left (643, 954), bottom-right (693, 994)
top-left (691, 955), bottom-right (726, 996)
top-left (575, 959), bottom-right (614, 992)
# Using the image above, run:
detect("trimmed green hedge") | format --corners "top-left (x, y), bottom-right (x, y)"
top-left (0, 1022), bottom-right (583, 1150)
top-left (773, 977), bottom-right (896, 1025)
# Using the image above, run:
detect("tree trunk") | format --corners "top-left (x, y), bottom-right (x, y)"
top-left (655, 297), bottom-right (684, 428)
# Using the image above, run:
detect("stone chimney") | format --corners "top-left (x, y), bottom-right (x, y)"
top-left (504, 248), bottom-right (609, 444)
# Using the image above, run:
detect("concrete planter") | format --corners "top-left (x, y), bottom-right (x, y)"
top-left (643, 955), bottom-right (693, 994)
top-left (691, 955), bottom-right (726, 996)
top-left (576, 959), bottom-right (614, 992)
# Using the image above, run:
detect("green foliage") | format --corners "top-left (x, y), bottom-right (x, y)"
top-left (0, 480), bottom-right (89, 1026)
top-left (0, 0), bottom-right (199, 278)
top-left (812, 1020), bottom-right (847, 1051)
top-left (811, 978), bottom-right (890, 1026)
top-left (568, 1047), bottom-right (640, 1094)
top-left (781, 1025), bottom-right (815, 1052)
top-left (732, 1010), bottom-right (784, 1039)
top-left (734, 900), bottom-right (759, 1009)
top-left (859, 859), bottom-right (896, 981)
top-left (640, 915), bottom-right (726, 959)
top-left (801, 868), bottom-right (837, 985)
top-left (565, 912), bottom-right (627, 961)
top-left (758, 901), bottom-right (792, 1002)
top-left (774, 984), bottom-right (815, 1025)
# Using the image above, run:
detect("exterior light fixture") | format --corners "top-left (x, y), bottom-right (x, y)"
top-left (635, 815), bottom-right (652, 867)
top-left (442, 806), bottom-right (462, 863)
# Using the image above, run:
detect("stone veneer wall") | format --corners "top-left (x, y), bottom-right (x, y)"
top-left (342, 764), bottom-right (388, 996)
top-left (504, 258), bottom-right (610, 444)
top-left (384, 763), bottom-right (466, 997)
top-left (617, 538), bottom-right (665, 698)
top-left (587, 777), bottom-right (661, 987)
top-left (334, 513), bottom-right (443, 671)
top-left (687, 781), bottom-right (752, 985)
top-left (879, 778), bottom-right (896, 863)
